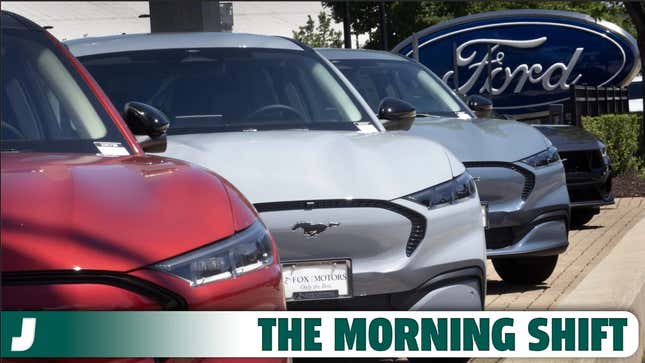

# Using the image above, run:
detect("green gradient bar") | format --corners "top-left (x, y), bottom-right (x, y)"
top-left (1, 311), bottom-right (250, 358)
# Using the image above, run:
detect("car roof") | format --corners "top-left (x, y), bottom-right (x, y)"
top-left (1, 11), bottom-right (42, 31)
top-left (317, 48), bottom-right (408, 62)
top-left (66, 32), bottom-right (305, 57)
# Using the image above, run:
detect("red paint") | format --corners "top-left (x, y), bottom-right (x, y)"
top-left (2, 153), bottom-right (236, 272)
top-left (221, 177), bottom-right (260, 232)
top-left (3, 27), bottom-right (286, 363)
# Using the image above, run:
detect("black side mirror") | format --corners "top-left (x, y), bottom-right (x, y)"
top-left (377, 97), bottom-right (416, 131)
top-left (467, 95), bottom-right (493, 119)
top-left (123, 102), bottom-right (170, 153)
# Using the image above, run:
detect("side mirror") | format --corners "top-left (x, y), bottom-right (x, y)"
top-left (377, 97), bottom-right (416, 131)
top-left (123, 102), bottom-right (170, 153)
top-left (467, 95), bottom-right (493, 119)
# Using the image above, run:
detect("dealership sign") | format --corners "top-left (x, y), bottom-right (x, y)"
top-left (392, 10), bottom-right (641, 118)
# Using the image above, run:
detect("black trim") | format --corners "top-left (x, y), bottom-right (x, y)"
top-left (2, 270), bottom-right (187, 310)
top-left (2, 11), bottom-right (44, 31)
top-left (463, 161), bottom-right (535, 200)
top-left (255, 199), bottom-right (427, 257)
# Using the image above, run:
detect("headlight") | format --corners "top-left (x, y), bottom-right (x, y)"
top-left (519, 146), bottom-right (560, 168)
top-left (152, 221), bottom-right (274, 287)
top-left (404, 172), bottom-right (477, 209)
top-left (600, 146), bottom-right (609, 158)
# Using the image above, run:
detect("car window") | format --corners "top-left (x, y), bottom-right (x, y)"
top-left (332, 58), bottom-right (471, 117)
top-left (80, 48), bottom-right (372, 134)
top-left (1, 29), bottom-right (130, 154)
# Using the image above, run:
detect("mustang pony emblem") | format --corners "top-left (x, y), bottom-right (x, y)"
top-left (292, 222), bottom-right (340, 238)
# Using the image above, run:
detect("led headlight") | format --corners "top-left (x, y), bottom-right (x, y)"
top-left (519, 146), bottom-right (560, 168)
top-left (152, 221), bottom-right (273, 287)
top-left (404, 172), bottom-right (477, 209)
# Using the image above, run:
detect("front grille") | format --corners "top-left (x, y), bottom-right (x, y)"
top-left (463, 162), bottom-right (535, 200)
top-left (560, 150), bottom-right (603, 175)
top-left (255, 199), bottom-right (427, 257)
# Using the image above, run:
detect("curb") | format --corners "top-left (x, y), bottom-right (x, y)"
top-left (500, 214), bottom-right (645, 363)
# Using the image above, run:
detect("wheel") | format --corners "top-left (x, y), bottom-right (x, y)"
top-left (570, 209), bottom-right (597, 228)
top-left (492, 255), bottom-right (558, 284)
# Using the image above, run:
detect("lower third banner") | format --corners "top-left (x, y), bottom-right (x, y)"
top-left (0, 311), bottom-right (639, 358)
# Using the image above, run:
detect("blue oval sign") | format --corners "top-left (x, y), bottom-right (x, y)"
top-left (393, 10), bottom-right (641, 118)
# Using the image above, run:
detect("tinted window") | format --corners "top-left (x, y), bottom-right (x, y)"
top-left (1, 29), bottom-right (129, 153)
top-left (331, 58), bottom-right (471, 117)
top-left (80, 48), bottom-right (372, 133)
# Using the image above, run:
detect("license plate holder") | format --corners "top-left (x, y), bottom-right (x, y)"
top-left (281, 259), bottom-right (352, 302)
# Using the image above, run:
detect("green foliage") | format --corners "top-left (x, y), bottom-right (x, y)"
top-left (323, 1), bottom-right (635, 50)
top-left (582, 114), bottom-right (644, 175)
top-left (292, 11), bottom-right (343, 48)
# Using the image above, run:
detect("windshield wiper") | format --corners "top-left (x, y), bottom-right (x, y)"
top-left (415, 113), bottom-right (440, 118)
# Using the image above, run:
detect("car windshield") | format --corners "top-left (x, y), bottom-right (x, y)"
top-left (331, 58), bottom-right (472, 118)
top-left (1, 29), bottom-right (130, 154)
top-left (79, 48), bottom-right (372, 134)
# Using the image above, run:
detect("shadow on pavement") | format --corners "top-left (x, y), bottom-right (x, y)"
top-left (486, 279), bottom-right (548, 295)
top-left (570, 224), bottom-right (602, 231)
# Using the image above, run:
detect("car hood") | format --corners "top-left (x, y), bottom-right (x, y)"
top-left (533, 125), bottom-right (604, 152)
top-left (408, 117), bottom-right (551, 162)
top-left (1, 153), bottom-right (237, 272)
top-left (164, 130), bottom-right (460, 204)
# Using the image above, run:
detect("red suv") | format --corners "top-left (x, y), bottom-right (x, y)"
top-left (1, 11), bottom-right (285, 363)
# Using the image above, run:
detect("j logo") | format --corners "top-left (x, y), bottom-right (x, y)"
top-left (11, 318), bottom-right (36, 352)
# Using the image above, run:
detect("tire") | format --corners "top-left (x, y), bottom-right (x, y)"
top-left (570, 210), bottom-right (596, 228)
top-left (492, 255), bottom-right (558, 284)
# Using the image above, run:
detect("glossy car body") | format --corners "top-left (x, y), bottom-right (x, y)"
top-left (532, 124), bottom-right (614, 227)
top-left (1, 11), bottom-right (285, 363)
top-left (321, 48), bottom-right (570, 283)
top-left (69, 32), bottom-right (487, 310)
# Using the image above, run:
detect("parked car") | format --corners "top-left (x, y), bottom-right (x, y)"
top-left (321, 48), bottom-right (569, 284)
top-left (531, 124), bottom-right (614, 227)
top-left (1, 12), bottom-right (286, 363)
top-left (68, 32), bottom-right (487, 310)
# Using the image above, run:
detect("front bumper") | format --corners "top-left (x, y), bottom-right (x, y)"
top-left (288, 265), bottom-right (485, 311)
top-left (465, 160), bottom-right (570, 259)
top-left (561, 149), bottom-right (614, 209)
top-left (258, 195), bottom-right (487, 308)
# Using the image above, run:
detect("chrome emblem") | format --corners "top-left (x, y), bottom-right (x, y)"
top-left (291, 222), bottom-right (340, 238)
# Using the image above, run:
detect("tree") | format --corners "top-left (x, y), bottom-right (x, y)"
top-left (624, 2), bottom-right (645, 152)
top-left (292, 11), bottom-right (343, 48)
top-left (323, 1), bottom-right (636, 50)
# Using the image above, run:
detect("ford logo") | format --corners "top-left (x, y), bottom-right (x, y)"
top-left (392, 10), bottom-right (641, 118)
